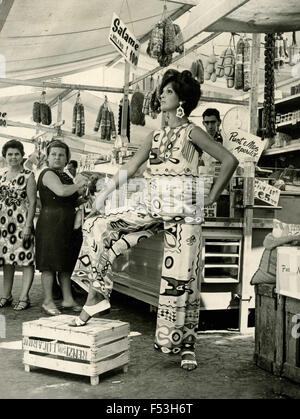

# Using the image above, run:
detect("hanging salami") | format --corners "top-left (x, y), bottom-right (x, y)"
top-left (263, 34), bottom-right (276, 139)
top-left (243, 37), bottom-right (251, 92)
top-left (234, 37), bottom-right (244, 90)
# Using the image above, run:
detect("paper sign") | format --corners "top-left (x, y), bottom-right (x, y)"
top-left (254, 178), bottom-right (281, 206)
top-left (204, 202), bottom-right (217, 218)
top-left (223, 129), bottom-right (266, 165)
top-left (0, 111), bottom-right (7, 127)
top-left (277, 247), bottom-right (300, 300)
top-left (108, 13), bottom-right (140, 68)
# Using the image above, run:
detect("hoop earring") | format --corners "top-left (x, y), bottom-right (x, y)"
top-left (176, 102), bottom-right (185, 119)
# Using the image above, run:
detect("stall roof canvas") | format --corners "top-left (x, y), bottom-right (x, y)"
top-left (0, 0), bottom-right (299, 80)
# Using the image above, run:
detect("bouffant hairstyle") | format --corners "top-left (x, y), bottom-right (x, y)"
top-left (159, 69), bottom-right (201, 116)
top-left (2, 139), bottom-right (25, 158)
top-left (202, 108), bottom-right (221, 122)
top-left (46, 140), bottom-right (71, 163)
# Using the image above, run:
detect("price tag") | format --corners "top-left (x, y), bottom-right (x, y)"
top-left (254, 178), bottom-right (281, 206)
top-left (204, 202), bottom-right (217, 218)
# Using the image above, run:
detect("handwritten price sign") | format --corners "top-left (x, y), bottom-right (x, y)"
top-left (204, 202), bottom-right (217, 218)
top-left (224, 129), bottom-right (266, 166)
top-left (254, 179), bottom-right (281, 206)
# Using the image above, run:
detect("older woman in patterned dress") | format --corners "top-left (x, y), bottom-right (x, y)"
top-left (0, 140), bottom-right (36, 310)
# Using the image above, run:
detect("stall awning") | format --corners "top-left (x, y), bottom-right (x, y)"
top-left (0, 0), bottom-right (299, 81)
top-left (0, 0), bottom-right (190, 80)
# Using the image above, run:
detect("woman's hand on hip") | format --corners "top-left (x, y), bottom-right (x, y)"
top-left (94, 193), bottom-right (106, 214)
top-left (204, 195), bottom-right (216, 207)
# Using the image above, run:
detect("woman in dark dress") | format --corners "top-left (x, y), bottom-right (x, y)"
top-left (36, 140), bottom-right (87, 315)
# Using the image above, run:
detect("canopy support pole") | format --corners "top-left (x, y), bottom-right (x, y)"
top-left (121, 62), bottom-right (130, 143)
top-left (0, 78), bottom-right (125, 94)
top-left (239, 33), bottom-right (261, 334)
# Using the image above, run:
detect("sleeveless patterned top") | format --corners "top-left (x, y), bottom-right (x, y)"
top-left (142, 122), bottom-right (204, 222)
top-left (144, 121), bottom-right (201, 178)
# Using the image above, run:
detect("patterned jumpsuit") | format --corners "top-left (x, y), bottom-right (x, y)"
top-left (72, 121), bottom-right (204, 354)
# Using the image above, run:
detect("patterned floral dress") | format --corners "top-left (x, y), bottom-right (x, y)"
top-left (73, 122), bottom-right (204, 354)
top-left (0, 169), bottom-right (35, 267)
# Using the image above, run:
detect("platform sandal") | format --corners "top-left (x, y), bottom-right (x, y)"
top-left (180, 350), bottom-right (198, 371)
top-left (69, 299), bottom-right (111, 327)
top-left (0, 296), bottom-right (13, 308)
top-left (14, 299), bottom-right (31, 311)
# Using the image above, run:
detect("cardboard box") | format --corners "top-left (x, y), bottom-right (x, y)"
top-left (276, 247), bottom-right (300, 300)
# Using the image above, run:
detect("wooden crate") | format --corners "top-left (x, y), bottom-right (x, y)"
top-left (22, 315), bottom-right (130, 385)
top-left (281, 297), bottom-right (300, 384)
top-left (254, 284), bottom-right (285, 375)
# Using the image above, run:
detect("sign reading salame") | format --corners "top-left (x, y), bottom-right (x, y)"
top-left (108, 13), bottom-right (140, 68)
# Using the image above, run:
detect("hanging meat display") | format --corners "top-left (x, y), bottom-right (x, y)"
top-left (32, 91), bottom-right (52, 125)
top-left (130, 88), bottom-right (145, 126)
top-left (216, 49), bottom-right (226, 78)
top-left (72, 93), bottom-right (85, 137)
top-left (118, 98), bottom-right (130, 142)
top-left (94, 97), bottom-right (116, 141)
top-left (234, 37), bottom-right (245, 90)
top-left (224, 45), bottom-right (235, 89)
top-left (204, 48), bottom-right (218, 82)
top-left (263, 34), bottom-right (276, 139)
top-left (289, 32), bottom-right (299, 66)
top-left (146, 6), bottom-right (184, 68)
top-left (243, 37), bottom-right (251, 92)
top-left (190, 59), bottom-right (205, 84)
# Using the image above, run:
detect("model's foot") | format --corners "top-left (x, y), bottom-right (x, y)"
top-left (77, 306), bottom-right (92, 323)
top-left (69, 298), bottom-right (110, 327)
top-left (180, 351), bottom-right (198, 371)
top-left (76, 293), bottom-right (105, 321)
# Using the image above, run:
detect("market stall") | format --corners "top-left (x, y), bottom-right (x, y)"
top-left (0, 0), bottom-right (299, 338)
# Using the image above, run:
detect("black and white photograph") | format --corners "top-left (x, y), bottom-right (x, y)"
top-left (0, 0), bottom-right (299, 404)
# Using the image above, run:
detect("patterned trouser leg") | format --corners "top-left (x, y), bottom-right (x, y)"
top-left (154, 222), bottom-right (202, 354)
top-left (72, 212), bottom-right (202, 353)
top-left (72, 212), bottom-right (161, 298)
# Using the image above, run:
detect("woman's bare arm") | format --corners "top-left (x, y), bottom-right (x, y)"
top-left (95, 132), bottom-right (153, 206)
top-left (25, 173), bottom-right (37, 228)
top-left (42, 171), bottom-right (86, 197)
top-left (190, 126), bottom-right (239, 205)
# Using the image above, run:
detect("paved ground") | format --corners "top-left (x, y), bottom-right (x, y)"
top-left (0, 274), bottom-right (300, 400)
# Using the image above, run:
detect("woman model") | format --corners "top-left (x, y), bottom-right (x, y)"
top-left (35, 140), bottom-right (87, 315)
top-left (0, 140), bottom-right (36, 310)
top-left (71, 70), bottom-right (239, 370)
